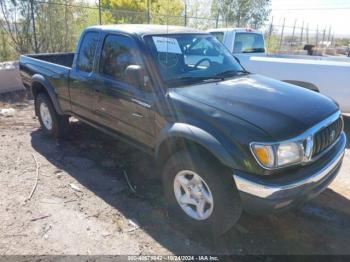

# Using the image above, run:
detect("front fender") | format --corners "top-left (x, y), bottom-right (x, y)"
top-left (155, 123), bottom-right (238, 169)
top-left (32, 74), bottom-right (63, 114)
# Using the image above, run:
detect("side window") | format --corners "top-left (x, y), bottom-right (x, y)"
top-left (100, 34), bottom-right (143, 84)
top-left (77, 32), bottom-right (99, 73)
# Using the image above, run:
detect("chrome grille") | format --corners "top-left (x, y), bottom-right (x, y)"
top-left (312, 117), bottom-right (343, 157)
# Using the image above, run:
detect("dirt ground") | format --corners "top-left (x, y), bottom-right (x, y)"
top-left (0, 92), bottom-right (350, 255)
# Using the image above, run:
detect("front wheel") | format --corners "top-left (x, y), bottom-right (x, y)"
top-left (162, 151), bottom-right (242, 236)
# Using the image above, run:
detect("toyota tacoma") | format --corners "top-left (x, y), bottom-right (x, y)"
top-left (20, 25), bottom-right (346, 236)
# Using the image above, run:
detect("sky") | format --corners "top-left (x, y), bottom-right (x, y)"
top-left (85, 0), bottom-right (350, 36)
top-left (269, 0), bottom-right (350, 36)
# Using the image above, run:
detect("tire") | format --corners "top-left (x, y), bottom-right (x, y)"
top-left (35, 93), bottom-right (69, 138)
top-left (162, 150), bottom-right (242, 236)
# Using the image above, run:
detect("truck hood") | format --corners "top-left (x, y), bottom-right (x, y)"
top-left (172, 74), bottom-right (339, 140)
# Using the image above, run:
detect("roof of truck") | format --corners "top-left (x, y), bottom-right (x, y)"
top-left (86, 24), bottom-right (206, 35)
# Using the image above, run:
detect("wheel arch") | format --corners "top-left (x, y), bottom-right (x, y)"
top-left (31, 74), bottom-right (63, 115)
top-left (155, 123), bottom-right (237, 170)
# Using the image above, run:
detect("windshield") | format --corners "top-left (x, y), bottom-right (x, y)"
top-left (144, 34), bottom-right (245, 87)
top-left (233, 32), bottom-right (265, 53)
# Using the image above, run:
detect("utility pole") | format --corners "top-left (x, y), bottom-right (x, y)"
top-left (147, 0), bottom-right (151, 24)
top-left (268, 16), bottom-right (274, 49)
top-left (315, 25), bottom-right (319, 48)
top-left (269, 16), bottom-right (274, 37)
top-left (184, 0), bottom-right (187, 26)
top-left (300, 21), bottom-right (304, 46)
top-left (321, 26), bottom-right (326, 48)
top-left (327, 26), bottom-right (332, 42)
top-left (30, 0), bottom-right (38, 53)
top-left (279, 18), bottom-right (285, 52)
top-left (291, 19), bottom-right (297, 48)
top-left (98, 0), bottom-right (102, 25)
top-left (322, 26), bottom-right (326, 42)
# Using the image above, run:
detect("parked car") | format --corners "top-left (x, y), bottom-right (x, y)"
top-left (208, 28), bottom-right (350, 113)
top-left (20, 25), bottom-right (346, 236)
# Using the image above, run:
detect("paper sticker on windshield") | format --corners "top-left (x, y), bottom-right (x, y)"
top-left (152, 37), bottom-right (182, 54)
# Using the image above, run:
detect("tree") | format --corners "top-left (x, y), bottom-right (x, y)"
top-left (0, 0), bottom-right (103, 58)
top-left (211, 0), bottom-right (270, 28)
top-left (101, 0), bottom-right (184, 25)
top-left (151, 0), bottom-right (184, 25)
top-left (0, 0), bottom-right (33, 54)
top-left (36, 0), bottom-right (104, 52)
top-left (249, 0), bottom-right (271, 28)
top-left (0, 27), bottom-right (16, 61)
top-left (185, 0), bottom-right (217, 29)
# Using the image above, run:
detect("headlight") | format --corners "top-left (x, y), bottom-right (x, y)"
top-left (277, 142), bottom-right (304, 166)
top-left (251, 141), bottom-right (305, 169)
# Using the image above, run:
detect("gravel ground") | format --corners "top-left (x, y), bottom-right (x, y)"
top-left (0, 93), bottom-right (350, 255)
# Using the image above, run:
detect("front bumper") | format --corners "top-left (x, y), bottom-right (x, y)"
top-left (233, 132), bottom-right (346, 214)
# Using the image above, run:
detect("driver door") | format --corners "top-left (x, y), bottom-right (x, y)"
top-left (94, 34), bottom-right (155, 146)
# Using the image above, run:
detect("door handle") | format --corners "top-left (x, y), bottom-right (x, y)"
top-left (132, 112), bottom-right (144, 118)
top-left (131, 98), bottom-right (151, 108)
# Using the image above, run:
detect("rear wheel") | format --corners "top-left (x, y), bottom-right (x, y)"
top-left (162, 150), bottom-right (242, 236)
top-left (35, 93), bottom-right (69, 138)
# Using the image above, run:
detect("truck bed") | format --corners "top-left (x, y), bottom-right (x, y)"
top-left (19, 52), bottom-right (74, 113)
top-left (26, 53), bottom-right (75, 68)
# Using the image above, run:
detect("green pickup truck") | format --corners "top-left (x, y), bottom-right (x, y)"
top-left (20, 25), bottom-right (346, 236)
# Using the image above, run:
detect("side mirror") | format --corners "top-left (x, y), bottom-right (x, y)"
top-left (125, 65), bottom-right (152, 91)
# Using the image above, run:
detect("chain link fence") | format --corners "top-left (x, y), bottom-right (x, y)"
top-left (263, 18), bottom-right (340, 55)
top-left (1, 0), bottom-right (347, 61)
top-left (0, 0), bottom-right (228, 61)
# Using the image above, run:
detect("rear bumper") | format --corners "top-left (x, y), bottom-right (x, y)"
top-left (233, 132), bottom-right (346, 214)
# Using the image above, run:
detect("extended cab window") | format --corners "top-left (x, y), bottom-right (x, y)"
top-left (77, 32), bottom-right (99, 72)
top-left (233, 33), bottom-right (265, 53)
top-left (100, 34), bottom-right (143, 84)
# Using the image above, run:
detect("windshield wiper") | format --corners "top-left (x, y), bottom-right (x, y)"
top-left (215, 69), bottom-right (248, 79)
top-left (242, 48), bottom-right (265, 53)
top-left (165, 76), bottom-right (221, 86)
top-left (165, 71), bottom-right (249, 87)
